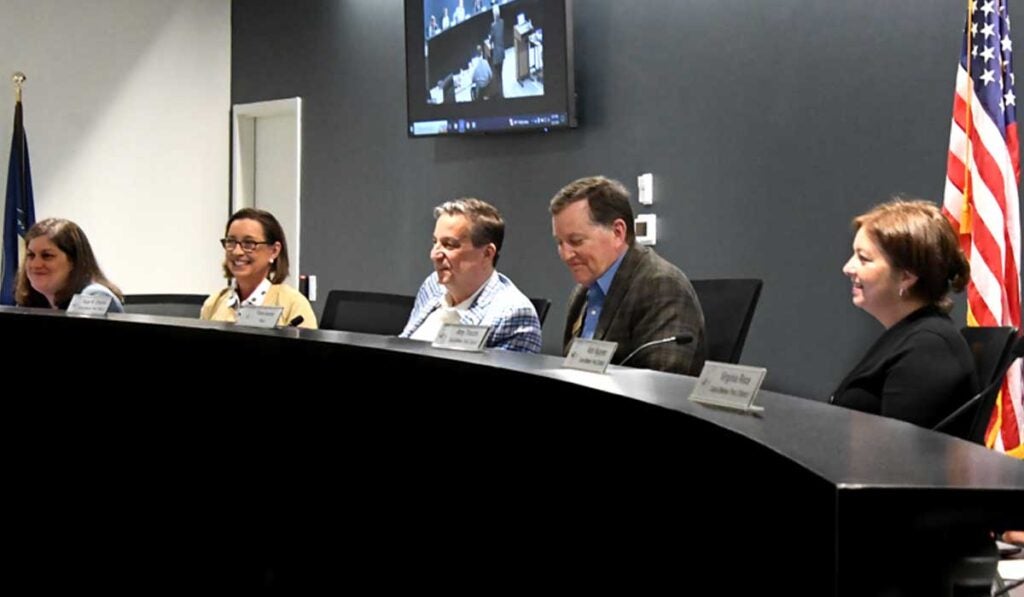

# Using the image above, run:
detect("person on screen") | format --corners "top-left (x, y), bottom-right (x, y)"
top-left (442, 7), bottom-right (450, 30)
top-left (830, 199), bottom-right (977, 428)
top-left (488, 4), bottom-right (505, 98)
top-left (428, 15), bottom-right (440, 38)
top-left (550, 176), bottom-right (706, 375)
top-left (15, 217), bottom-right (124, 313)
top-left (474, 0), bottom-right (487, 15)
top-left (201, 208), bottom-right (317, 329)
top-left (437, 72), bottom-right (457, 104)
top-left (453, 0), bottom-right (466, 25)
top-left (401, 198), bottom-right (541, 352)
top-left (471, 45), bottom-right (492, 99)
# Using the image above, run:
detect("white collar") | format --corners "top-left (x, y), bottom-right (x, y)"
top-left (442, 270), bottom-right (494, 310)
top-left (228, 277), bottom-right (273, 310)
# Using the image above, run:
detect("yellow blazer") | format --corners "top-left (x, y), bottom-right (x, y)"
top-left (201, 283), bottom-right (318, 329)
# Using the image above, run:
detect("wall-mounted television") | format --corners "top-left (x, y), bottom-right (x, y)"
top-left (405, 0), bottom-right (576, 137)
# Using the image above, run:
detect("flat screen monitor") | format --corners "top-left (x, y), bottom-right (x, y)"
top-left (405, 0), bottom-right (577, 137)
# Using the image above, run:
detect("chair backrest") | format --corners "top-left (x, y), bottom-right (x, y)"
top-left (936, 326), bottom-right (1021, 443)
top-left (123, 294), bottom-right (207, 318)
top-left (960, 326), bottom-right (1018, 387)
top-left (320, 290), bottom-right (416, 335)
top-left (529, 297), bottom-right (551, 327)
top-left (966, 334), bottom-right (1023, 444)
top-left (689, 278), bottom-right (763, 364)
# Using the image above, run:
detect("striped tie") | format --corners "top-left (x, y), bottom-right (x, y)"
top-left (571, 300), bottom-right (586, 338)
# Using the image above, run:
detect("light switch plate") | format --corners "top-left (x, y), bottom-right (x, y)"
top-left (638, 173), bottom-right (653, 205)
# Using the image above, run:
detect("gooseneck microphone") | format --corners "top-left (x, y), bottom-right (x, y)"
top-left (619, 334), bottom-right (693, 366)
top-left (287, 315), bottom-right (305, 327)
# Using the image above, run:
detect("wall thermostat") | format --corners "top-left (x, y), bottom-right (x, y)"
top-left (635, 214), bottom-right (657, 245)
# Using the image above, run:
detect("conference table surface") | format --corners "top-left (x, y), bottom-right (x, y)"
top-left (3, 306), bottom-right (1021, 593)
top-left (12, 306), bottom-right (1009, 491)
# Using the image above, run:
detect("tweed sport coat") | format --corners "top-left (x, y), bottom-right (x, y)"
top-left (562, 244), bottom-right (706, 375)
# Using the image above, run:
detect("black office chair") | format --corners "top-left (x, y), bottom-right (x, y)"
top-left (123, 294), bottom-right (207, 318)
top-left (962, 326), bottom-right (1019, 386)
top-left (529, 297), bottom-right (551, 327)
top-left (934, 327), bottom-right (1021, 444)
top-left (440, 73), bottom-right (456, 104)
top-left (320, 290), bottom-right (415, 335)
top-left (689, 278), bottom-right (763, 364)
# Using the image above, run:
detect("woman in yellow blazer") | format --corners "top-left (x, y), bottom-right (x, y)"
top-left (201, 208), bottom-right (317, 329)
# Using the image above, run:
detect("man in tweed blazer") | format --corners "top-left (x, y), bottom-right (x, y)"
top-left (551, 176), bottom-right (705, 374)
top-left (401, 198), bottom-right (542, 353)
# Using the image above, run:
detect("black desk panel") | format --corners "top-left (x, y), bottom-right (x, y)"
top-left (2, 307), bottom-right (1021, 594)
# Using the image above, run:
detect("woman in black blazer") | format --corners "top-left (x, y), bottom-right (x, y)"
top-left (831, 199), bottom-right (978, 428)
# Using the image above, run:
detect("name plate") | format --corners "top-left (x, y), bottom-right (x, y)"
top-left (67, 293), bottom-right (112, 316)
top-left (563, 338), bottom-right (618, 374)
top-left (689, 361), bottom-right (767, 413)
top-left (237, 306), bottom-right (283, 328)
top-left (433, 323), bottom-right (491, 352)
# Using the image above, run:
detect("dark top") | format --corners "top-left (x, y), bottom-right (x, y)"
top-left (831, 305), bottom-right (979, 428)
top-left (489, 17), bottom-right (505, 65)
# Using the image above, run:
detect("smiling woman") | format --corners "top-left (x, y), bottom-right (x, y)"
top-left (15, 218), bottom-right (123, 313)
top-left (200, 208), bottom-right (317, 329)
top-left (830, 198), bottom-right (977, 428)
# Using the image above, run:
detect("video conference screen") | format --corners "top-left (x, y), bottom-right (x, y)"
top-left (405, 0), bottom-right (576, 137)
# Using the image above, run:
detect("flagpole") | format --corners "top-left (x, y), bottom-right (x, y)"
top-left (12, 72), bottom-right (24, 103)
top-left (1, 70), bottom-right (33, 305)
top-left (962, 2), bottom-right (973, 237)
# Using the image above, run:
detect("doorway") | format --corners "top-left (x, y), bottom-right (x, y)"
top-left (231, 97), bottom-right (303, 291)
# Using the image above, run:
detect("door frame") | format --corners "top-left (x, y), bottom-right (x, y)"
top-left (230, 97), bottom-right (303, 283)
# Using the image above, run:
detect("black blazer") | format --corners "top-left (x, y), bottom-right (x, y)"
top-left (831, 305), bottom-right (979, 428)
top-left (489, 17), bottom-right (505, 65)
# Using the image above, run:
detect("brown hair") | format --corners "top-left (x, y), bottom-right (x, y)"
top-left (433, 198), bottom-right (505, 267)
top-left (853, 198), bottom-right (969, 312)
top-left (15, 218), bottom-right (123, 308)
top-left (222, 208), bottom-right (291, 283)
top-left (549, 175), bottom-right (636, 244)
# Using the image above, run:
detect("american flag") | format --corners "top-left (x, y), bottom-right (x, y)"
top-left (944, 0), bottom-right (1023, 457)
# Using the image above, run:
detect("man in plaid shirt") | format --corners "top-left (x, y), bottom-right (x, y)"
top-left (401, 198), bottom-right (542, 353)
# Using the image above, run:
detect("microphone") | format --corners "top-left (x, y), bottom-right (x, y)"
top-left (619, 334), bottom-right (693, 366)
top-left (287, 315), bottom-right (305, 327)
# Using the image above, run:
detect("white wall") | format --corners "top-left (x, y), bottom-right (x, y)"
top-left (0, 0), bottom-right (230, 294)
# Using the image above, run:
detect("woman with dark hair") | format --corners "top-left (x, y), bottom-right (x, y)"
top-left (16, 217), bottom-right (123, 313)
top-left (200, 208), bottom-right (317, 328)
top-left (831, 198), bottom-right (978, 427)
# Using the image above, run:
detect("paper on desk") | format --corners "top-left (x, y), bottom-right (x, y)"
top-left (1000, 558), bottom-right (1024, 581)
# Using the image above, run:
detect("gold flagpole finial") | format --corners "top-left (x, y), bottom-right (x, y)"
top-left (12, 72), bottom-right (26, 102)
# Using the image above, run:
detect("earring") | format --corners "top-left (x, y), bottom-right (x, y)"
top-left (270, 258), bottom-right (275, 264)
top-left (898, 287), bottom-right (905, 298)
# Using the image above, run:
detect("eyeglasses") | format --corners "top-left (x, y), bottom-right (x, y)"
top-left (220, 238), bottom-right (272, 252)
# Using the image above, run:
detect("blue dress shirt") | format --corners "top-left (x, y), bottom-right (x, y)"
top-left (581, 251), bottom-right (626, 339)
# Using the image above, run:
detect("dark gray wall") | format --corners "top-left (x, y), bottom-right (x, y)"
top-left (232, 0), bottom-right (1002, 399)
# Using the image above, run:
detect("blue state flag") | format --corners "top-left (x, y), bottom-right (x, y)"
top-left (1, 99), bottom-right (35, 305)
